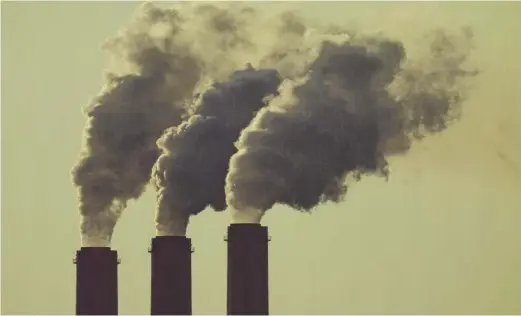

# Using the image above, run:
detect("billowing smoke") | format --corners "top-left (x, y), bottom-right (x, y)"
top-left (72, 1), bottom-right (479, 242)
top-left (226, 28), bottom-right (478, 223)
top-left (152, 67), bottom-right (281, 236)
top-left (71, 2), bottom-right (280, 247)
top-left (72, 74), bottom-right (188, 247)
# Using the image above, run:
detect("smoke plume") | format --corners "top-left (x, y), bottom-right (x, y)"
top-left (72, 1), bottom-right (479, 242)
top-left (71, 2), bottom-right (277, 246)
top-left (152, 67), bottom-right (281, 236)
top-left (226, 28), bottom-right (478, 223)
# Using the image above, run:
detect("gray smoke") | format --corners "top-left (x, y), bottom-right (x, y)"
top-left (226, 29), bottom-right (478, 223)
top-left (72, 74), bottom-right (189, 247)
top-left (152, 67), bottom-right (281, 236)
top-left (71, 2), bottom-right (272, 247)
top-left (72, 1), bottom-right (479, 241)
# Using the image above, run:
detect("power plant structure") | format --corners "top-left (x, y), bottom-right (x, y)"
top-left (74, 224), bottom-right (270, 315)
top-left (74, 247), bottom-right (119, 315)
top-left (226, 223), bottom-right (270, 315)
top-left (149, 236), bottom-right (193, 315)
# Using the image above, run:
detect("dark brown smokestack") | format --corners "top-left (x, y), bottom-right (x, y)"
top-left (226, 223), bottom-right (270, 315)
top-left (74, 247), bottom-right (119, 315)
top-left (150, 236), bottom-right (193, 315)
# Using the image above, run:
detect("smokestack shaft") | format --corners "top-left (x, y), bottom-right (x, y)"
top-left (150, 236), bottom-right (192, 315)
top-left (75, 247), bottom-right (119, 315)
top-left (227, 224), bottom-right (269, 315)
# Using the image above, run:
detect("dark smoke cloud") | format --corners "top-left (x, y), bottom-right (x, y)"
top-left (72, 75), bottom-right (196, 247)
top-left (71, 2), bottom-right (272, 246)
top-left (72, 1), bottom-right (479, 240)
top-left (226, 29), bottom-right (478, 223)
top-left (152, 67), bottom-right (281, 235)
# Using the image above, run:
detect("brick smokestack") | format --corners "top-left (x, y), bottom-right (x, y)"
top-left (226, 223), bottom-right (270, 315)
top-left (150, 236), bottom-right (193, 315)
top-left (74, 247), bottom-right (119, 315)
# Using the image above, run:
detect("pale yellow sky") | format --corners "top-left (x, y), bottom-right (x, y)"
top-left (2, 1), bottom-right (521, 315)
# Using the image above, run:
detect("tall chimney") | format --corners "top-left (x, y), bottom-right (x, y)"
top-left (150, 236), bottom-right (193, 315)
top-left (226, 223), bottom-right (270, 315)
top-left (74, 247), bottom-right (119, 315)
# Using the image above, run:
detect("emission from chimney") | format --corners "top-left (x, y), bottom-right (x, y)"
top-left (150, 236), bottom-right (193, 315)
top-left (74, 247), bottom-right (119, 315)
top-left (226, 223), bottom-right (270, 315)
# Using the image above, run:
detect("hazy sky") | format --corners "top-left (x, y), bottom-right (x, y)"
top-left (2, 1), bottom-right (521, 315)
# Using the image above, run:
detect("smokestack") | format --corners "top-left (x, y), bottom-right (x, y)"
top-left (150, 236), bottom-right (193, 315)
top-left (74, 247), bottom-right (119, 315)
top-left (226, 223), bottom-right (270, 315)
